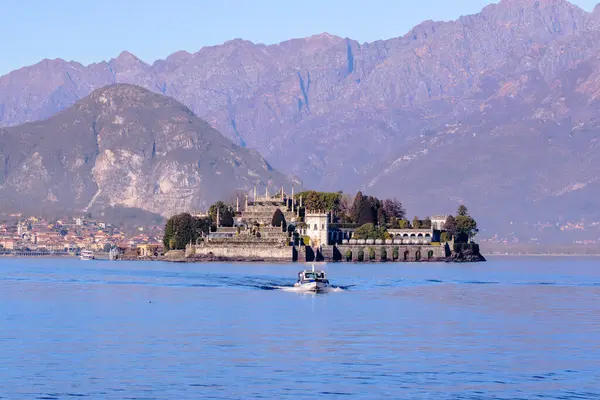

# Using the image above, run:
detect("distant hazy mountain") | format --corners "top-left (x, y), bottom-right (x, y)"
top-left (0, 84), bottom-right (299, 218)
top-left (3, 0), bottom-right (600, 239)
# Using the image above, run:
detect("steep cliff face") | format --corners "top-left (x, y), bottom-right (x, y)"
top-left (0, 84), bottom-right (299, 217)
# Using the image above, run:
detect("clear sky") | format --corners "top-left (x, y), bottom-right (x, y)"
top-left (0, 0), bottom-right (597, 76)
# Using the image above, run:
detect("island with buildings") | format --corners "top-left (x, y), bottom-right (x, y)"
top-left (162, 187), bottom-right (485, 263)
top-left (0, 188), bottom-right (484, 263)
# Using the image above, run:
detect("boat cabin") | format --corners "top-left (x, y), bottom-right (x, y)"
top-left (298, 270), bottom-right (329, 284)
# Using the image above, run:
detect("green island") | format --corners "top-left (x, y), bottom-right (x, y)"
top-left (154, 188), bottom-right (484, 263)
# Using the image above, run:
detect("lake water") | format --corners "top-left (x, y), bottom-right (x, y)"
top-left (1, 257), bottom-right (599, 399)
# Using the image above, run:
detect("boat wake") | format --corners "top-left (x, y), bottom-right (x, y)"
top-left (206, 276), bottom-right (351, 292)
top-left (276, 285), bottom-right (346, 293)
top-left (1, 265), bottom-right (353, 293)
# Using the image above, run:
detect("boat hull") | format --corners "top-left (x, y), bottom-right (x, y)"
top-left (294, 281), bottom-right (329, 292)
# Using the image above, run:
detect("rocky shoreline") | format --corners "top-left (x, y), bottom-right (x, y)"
top-left (447, 248), bottom-right (487, 263)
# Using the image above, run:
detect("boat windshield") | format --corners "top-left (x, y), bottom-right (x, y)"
top-left (303, 272), bottom-right (326, 280)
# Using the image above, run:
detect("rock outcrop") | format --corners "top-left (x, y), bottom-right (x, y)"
top-left (446, 244), bottom-right (487, 263)
top-left (447, 249), bottom-right (487, 263)
top-left (0, 84), bottom-right (300, 219)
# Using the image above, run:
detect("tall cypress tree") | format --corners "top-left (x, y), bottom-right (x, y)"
top-left (350, 191), bottom-right (365, 223)
top-left (444, 215), bottom-right (457, 239)
top-left (358, 200), bottom-right (376, 225)
top-left (271, 208), bottom-right (286, 231)
top-left (163, 217), bottom-right (175, 249)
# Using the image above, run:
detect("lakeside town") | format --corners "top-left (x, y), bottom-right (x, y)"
top-left (0, 213), bottom-right (163, 257)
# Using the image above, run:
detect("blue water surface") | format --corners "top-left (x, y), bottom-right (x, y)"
top-left (1, 256), bottom-right (599, 399)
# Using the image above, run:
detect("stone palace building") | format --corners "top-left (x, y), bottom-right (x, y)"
top-left (185, 187), bottom-right (449, 262)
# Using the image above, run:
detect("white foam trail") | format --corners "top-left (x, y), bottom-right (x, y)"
top-left (276, 286), bottom-right (344, 293)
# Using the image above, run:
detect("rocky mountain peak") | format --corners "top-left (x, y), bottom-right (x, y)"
top-left (0, 83), bottom-right (298, 219)
top-left (164, 50), bottom-right (192, 63)
top-left (88, 83), bottom-right (179, 107)
top-left (113, 50), bottom-right (145, 65)
top-left (586, 3), bottom-right (600, 28)
top-left (495, 0), bottom-right (579, 8)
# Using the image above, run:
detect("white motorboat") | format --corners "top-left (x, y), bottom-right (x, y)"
top-left (79, 249), bottom-right (95, 260)
top-left (294, 264), bottom-right (330, 292)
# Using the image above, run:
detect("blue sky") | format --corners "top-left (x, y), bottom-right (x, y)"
top-left (0, 0), bottom-right (597, 76)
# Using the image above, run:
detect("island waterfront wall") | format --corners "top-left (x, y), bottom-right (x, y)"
top-left (185, 241), bottom-right (448, 262)
top-left (331, 244), bottom-right (447, 262)
top-left (189, 245), bottom-right (291, 260)
top-left (186, 238), bottom-right (291, 261)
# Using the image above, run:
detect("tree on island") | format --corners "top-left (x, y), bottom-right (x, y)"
top-left (398, 219), bottom-right (411, 229)
top-left (348, 192), bottom-right (407, 227)
top-left (349, 192), bottom-right (380, 225)
top-left (271, 208), bottom-right (287, 231)
top-left (297, 191), bottom-right (342, 214)
top-left (353, 223), bottom-right (388, 240)
top-left (339, 193), bottom-right (354, 222)
top-left (421, 217), bottom-right (432, 229)
top-left (350, 192), bottom-right (366, 223)
top-left (163, 213), bottom-right (212, 250)
top-left (377, 207), bottom-right (387, 227)
top-left (367, 196), bottom-right (382, 224)
top-left (455, 205), bottom-right (478, 242)
top-left (412, 216), bottom-right (421, 229)
top-left (209, 201), bottom-right (234, 227)
top-left (443, 206), bottom-right (478, 243)
top-left (382, 198), bottom-right (406, 221)
top-left (444, 215), bottom-right (457, 239)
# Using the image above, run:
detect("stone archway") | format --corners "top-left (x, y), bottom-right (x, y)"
top-left (415, 250), bottom-right (421, 261)
top-left (345, 249), bottom-right (353, 262)
top-left (357, 248), bottom-right (365, 262)
top-left (428, 250), bottom-right (434, 260)
top-left (403, 250), bottom-right (409, 261)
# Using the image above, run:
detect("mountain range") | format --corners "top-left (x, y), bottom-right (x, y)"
top-left (2, 0), bottom-right (600, 240)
